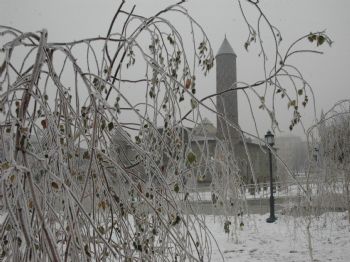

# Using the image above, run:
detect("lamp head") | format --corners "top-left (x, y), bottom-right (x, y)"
top-left (265, 130), bottom-right (275, 147)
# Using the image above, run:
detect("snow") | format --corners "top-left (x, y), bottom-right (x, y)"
top-left (207, 212), bottom-right (350, 262)
top-left (0, 211), bottom-right (348, 261)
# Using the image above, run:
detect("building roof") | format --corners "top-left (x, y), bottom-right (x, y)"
top-left (192, 135), bottom-right (217, 142)
top-left (193, 118), bottom-right (217, 137)
top-left (216, 36), bottom-right (236, 57)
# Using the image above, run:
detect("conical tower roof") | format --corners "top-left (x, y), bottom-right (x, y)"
top-left (216, 36), bottom-right (236, 57)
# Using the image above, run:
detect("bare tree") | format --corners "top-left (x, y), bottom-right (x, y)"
top-left (317, 100), bottom-right (350, 222)
top-left (0, 1), bottom-right (332, 261)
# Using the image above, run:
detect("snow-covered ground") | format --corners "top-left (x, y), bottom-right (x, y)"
top-left (207, 212), bottom-right (350, 262)
top-left (0, 211), bottom-right (348, 261)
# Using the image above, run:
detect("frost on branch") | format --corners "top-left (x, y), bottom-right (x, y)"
top-left (0, 3), bottom-right (237, 261)
top-left (315, 100), bottom-right (350, 222)
top-left (0, 1), bottom-right (335, 261)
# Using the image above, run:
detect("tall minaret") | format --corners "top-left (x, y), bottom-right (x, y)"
top-left (216, 36), bottom-right (239, 144)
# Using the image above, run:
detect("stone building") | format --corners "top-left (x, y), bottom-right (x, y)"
top-left (190, 37), bottom-right (276, 185)
top-left (216, 36), bottom-right (239, 143)
top-left (111, 37), bottom-right (277, 186)
top-left (0, 37), bottom-right (276, 189)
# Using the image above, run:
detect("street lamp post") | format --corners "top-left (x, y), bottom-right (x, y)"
top-left (265, 130), bottom-right (276, 223)
top-left (313, 146), bottom-right (319, 162)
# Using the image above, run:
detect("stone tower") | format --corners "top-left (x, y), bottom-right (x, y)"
top-left (216, 36), bottom-right (239, 144)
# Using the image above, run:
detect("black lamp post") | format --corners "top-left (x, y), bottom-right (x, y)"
top-left (265, 130), bottom-right (276, 223)
top-left (313, 146), bottom-right (319, 162)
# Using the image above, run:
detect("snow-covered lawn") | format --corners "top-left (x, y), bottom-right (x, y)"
top-left (208, 212), bottom-right (350, 262)
top-left (0, 210), bottom-right (348, 261)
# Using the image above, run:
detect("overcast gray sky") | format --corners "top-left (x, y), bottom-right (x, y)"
top-left (1, 0), bottom-right (349, 138)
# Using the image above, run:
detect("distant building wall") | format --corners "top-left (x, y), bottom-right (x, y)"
top-left (275, 136), bottom-right (308, 180)
top-left (190, 138), bottom-right (276, 185)
top-left (235, 142), bottom-right (276, 184)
